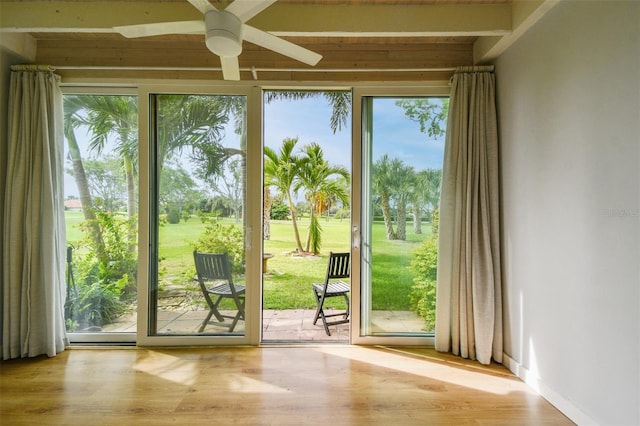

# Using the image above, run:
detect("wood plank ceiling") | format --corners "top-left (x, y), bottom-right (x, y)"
top-left (0, 0), bottom-right (531, 82)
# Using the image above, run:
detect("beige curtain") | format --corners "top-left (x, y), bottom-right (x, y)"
top-left (2, 66), bottom-right (68, 359)
top-left (435, 66), bottom-right (502, 365)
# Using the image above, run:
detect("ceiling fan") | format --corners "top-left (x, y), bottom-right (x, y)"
top-left (113, 0), bottom-right (322, 80)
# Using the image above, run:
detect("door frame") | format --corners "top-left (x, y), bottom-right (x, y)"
top-left (350, 84), bottom-right (449, 346)
top-left (61, 81), bottom-right (449, 346)
top-left (136, 84), bottom-right (263, 346)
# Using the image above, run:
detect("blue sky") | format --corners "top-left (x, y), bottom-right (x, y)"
top-left (264, 95), bottom-right (352, 171)
top-left (264, 94), bottom-right (445, 173)
top-left (370, 97), bottom-right (445, 170)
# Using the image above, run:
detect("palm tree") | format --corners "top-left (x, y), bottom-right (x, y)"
top-left (423, 168), bottom-right (442, 234)
top-left (67, 95), bottom-right (139, 252)
top-left (262, 90), bottom-right (350, 236)
top-left (390, 160), bottom-right (414, 241)
top-left (411, 170), bottom-right (429, 234)
top-left (63, 96), bottom-right (107, 260)
top-left (76, 96), bottom-right (138, 218)
top-left (372, 155), bottom-right (397, 240)
top-left (157, 95), bottom-right (231, 172)
top-left (264, 138), bottom-right (305, 253)
top-left (296, 143), bottom-right (350, 254)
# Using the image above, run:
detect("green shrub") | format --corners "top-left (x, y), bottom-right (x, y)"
top-left (270, 201), bottom-right (289, 220)
top-left (66, 211), bottom-right (136, 330)
top-left (167, 205), bottom-right (181, 224)
top-left (66, 276), bottom-right (128, 331)
top-left (333, 208), bottom-right (350, 220)
top-left (193, 217), bottom-right (245, 274)
top-left (409, 235), bottom-right (438, 332)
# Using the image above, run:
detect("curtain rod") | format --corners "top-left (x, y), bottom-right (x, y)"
top-left (11, 64), bottom-right (55, 71)
top-left (52, 66), bottom-right (457, 73)
top-left (53, 65), bottom-right (456, 81)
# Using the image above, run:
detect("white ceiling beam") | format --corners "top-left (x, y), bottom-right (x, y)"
top-left (1, 1), bottom-right (512, 37)
top-left (474, 0), bottom-right (561, 63)
top-left (0, 32), bottom-right (37, 61)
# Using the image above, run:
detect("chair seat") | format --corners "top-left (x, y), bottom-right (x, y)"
top-left (313, 281), bottom-right (350, 295)
top-left (207, 283), bottom-right (246, 296)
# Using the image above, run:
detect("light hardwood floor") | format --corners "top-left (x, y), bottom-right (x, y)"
top-left (0, 346), bottom-right (573, 425)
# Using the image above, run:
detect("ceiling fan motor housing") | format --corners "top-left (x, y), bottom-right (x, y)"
top-left (205, 10), bottom-right (243, 57)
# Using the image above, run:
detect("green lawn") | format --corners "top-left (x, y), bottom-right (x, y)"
top-left (65, 212), bottom-right (432, 311)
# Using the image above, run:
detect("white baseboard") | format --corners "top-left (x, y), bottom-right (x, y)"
top-left (502, 352), bottom-right (596, 425)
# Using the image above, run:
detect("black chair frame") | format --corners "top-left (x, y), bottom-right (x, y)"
top-left (193, 251), bottom-right (245, 333)
top-left (312, 252), bottom-right (351, 336)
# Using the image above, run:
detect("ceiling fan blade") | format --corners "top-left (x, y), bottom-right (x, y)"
top-left (226, 0), bottom-right (277, 22)
top-left (220, 56), bottom-right (241, 81)
top-left (187, 0), bottom-right (216, 14)
top-left (243, 25), bottom-right (322, 66)
top-left (114, 20), bottom-right (204, 38)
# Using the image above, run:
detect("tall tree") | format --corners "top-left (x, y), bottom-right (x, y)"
top-left (389, 159), bottom-right (414, 241)
top-left (156, 95), bottom-right (230, 172)
top-left (81, 156), bottom-right (127, 213)
top-left (264, 138), bottom-right (305, 253)
top-left (296, 143), bottom-right (350, 254)
top-left (79, 95), bottom-right (138, 219)
top-left (396, 98), bottom-right (448, 236)
top-left (372, 155), bottom-right (397, 240)
top-left (159, 163), bottom-right (203, 215)
top-left (182, 96), bottom-right (248, 224)
top-left (65, 95), bottom-right (138, 253)
top-left (395, 98), bottom-right (449, 140)
top-left (200, 158), bottom-right (243, 222)
top-left (262, 91), bottom-right (351, 232)
top-left (63, 97), bottom-right (106, 260)
top-left (410, 170), bottom-right (429, 235)
top-left (423, 168), bottom-right (442, 211)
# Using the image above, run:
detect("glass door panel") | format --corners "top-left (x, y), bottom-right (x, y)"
top-left (359, 96), bottom-right (446, 337)
top-left (62, 93), bottom-right (138, 342)
top-left (149, 94), bottom-right (248, 337)
top-left (261, 90), bottom-right (352, 342)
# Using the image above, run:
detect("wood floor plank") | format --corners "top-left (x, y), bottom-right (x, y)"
top-left (0, 346), bottom-right (574, 425)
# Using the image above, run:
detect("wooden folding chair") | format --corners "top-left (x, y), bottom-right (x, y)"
top-left (312, 252), bottom-right (351, 336)
top-left (193, 251), bottom-right (245, 333)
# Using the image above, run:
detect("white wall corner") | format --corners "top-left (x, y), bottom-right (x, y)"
top-left (502, 352), bottom-right (597, 426)
top-left (0, 32), bottom-right (37, 62)
top-left (473, 0), bottom-right (561, 63)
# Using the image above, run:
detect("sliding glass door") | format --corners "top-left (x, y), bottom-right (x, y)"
top-left (62, 84), bottom-right (447, 346)
top-left (352, 88), bottom-right (448, 344)
top-left (62, 91), bottom-right (138, 343)
top-left (146, 93), bottom-right (248, 339)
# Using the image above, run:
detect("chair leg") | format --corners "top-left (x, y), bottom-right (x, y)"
top-left (210, 295), bottom-right (225, 322)
top-left (227, 296), bottom-right (245, 332)
top-left (313, 290), bottom-right (323, 324)
top-left (313, 290), bottom-right (332, 336)
top-left (343, 293), bottom-right (350, 320)
top-left (199, 309), bottom-right (215, 332)
top-left (199, 294), bottom-right (229, 332)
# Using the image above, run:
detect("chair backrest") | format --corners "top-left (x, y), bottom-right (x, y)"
top-left (193, 251), bottom-right (233, 283)
top-left (325, 252), bottom-right (350, 281)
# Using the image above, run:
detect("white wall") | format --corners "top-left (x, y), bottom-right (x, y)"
top-left (495, 1), bottom-right (639, 424)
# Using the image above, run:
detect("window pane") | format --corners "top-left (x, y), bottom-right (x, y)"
top-left (363, 96), bottom-right (447, 335)
top-left (63, 94), bottom-right (138, 334)
top-left (150, 94), bottom-right (247, 336)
